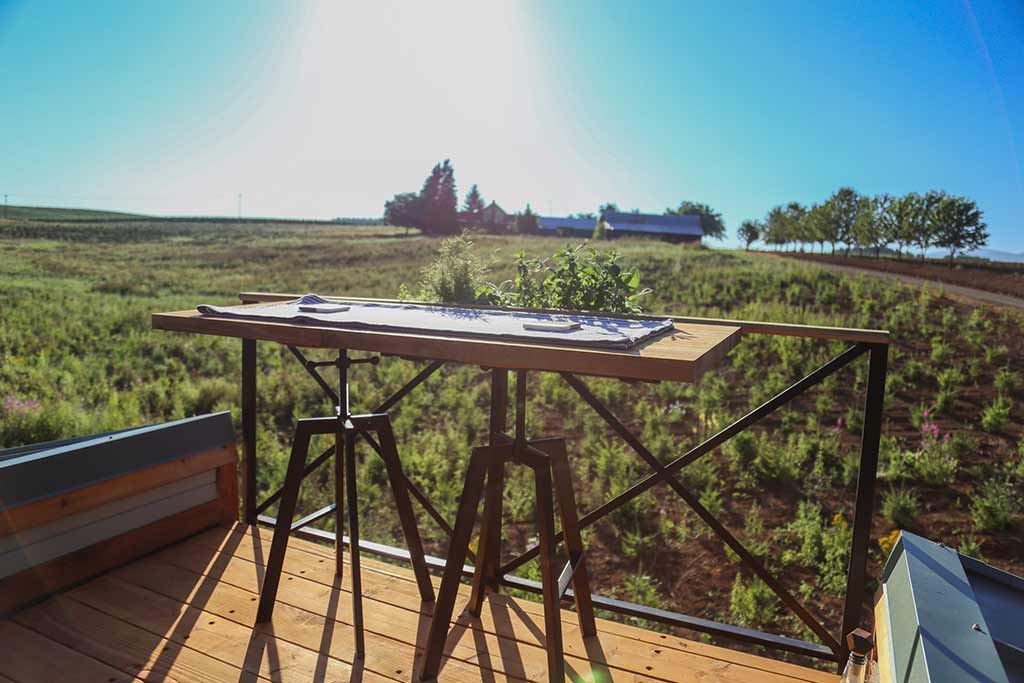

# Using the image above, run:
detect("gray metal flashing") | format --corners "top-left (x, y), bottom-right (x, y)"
top-left (883, 531), bottom-right (1011, 683)
top-left (0, 412), bottom-right (235, 511)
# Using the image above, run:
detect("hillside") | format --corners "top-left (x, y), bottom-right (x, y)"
top-left (1, 219), bottom-right (1021, 663)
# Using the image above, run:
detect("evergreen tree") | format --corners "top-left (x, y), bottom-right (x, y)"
top-left (463, 184), bottom-right (485, 215)
top-left (598, 202), bottom-right (619, 219)
top-left (417, 159), bottom-right (458, 234)
top-left (515, 204), bottom-right (539, 234)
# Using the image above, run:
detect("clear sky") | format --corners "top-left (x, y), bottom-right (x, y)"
top-left (1, 1), bottom-right (1022, 250)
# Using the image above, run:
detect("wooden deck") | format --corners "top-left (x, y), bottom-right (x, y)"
top-left (0, 524), bottom-right (836, 683)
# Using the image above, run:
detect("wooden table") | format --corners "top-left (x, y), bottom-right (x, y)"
top-left (152, 304), bottom-right (741, 383)
top-left (153, 292), bottom-right (891, 677)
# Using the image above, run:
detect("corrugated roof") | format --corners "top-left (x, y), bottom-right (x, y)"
top-left (538, 217), bottom-right (596, 232)
top-left (538, 213), bottom-right (703, 237)
top-left (605, 212), bottom-right (703, 236)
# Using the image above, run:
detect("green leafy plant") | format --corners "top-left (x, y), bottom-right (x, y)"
top-left (971, 477), bottom-right (1018, 532)
top-left (881, 488), bottom-right (920, 528)
top-left (981, 398), bottom-right (1012, 433)
top-left (486, 244), bottom-right (651, 313)
top-left (729, 574), bottom-right (778, 628)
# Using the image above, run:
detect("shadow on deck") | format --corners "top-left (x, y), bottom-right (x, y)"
top-left (1, 523), bottom-right (835, 683)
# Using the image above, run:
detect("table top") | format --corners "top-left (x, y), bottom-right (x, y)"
top-left (152, 301), bottom-right (741, 382)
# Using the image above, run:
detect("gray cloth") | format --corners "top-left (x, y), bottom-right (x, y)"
top-left (198, 294), bottom-right (673, 350)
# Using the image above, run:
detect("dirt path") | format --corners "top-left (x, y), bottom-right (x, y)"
top-left (760, 253), bottom-right (1024, 312)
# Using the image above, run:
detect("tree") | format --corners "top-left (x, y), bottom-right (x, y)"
top-left (889, 192), bottom-right (924, 259)
top-left (916, 190), bottom-right (946, 259)
top-left (763, 205), bottom-right (788, 250)
top-left (384, 192), bottom-right (421, 229)
top-left (737, 219), bottom-right (761, 250)
top-left (417, 159), bottom-right (459, 235)
top-left (463, 184), bottom-right (485, 215)
top-left (666, 200), bottom-right (726, 239)
top-left (783, 202), bottom-right (807, 251)
top-left (851, 195), bottom-right (887, 257)
top-left (826, 187), bottom-right (861, 255)
top-left (932, 195), bottom-right (988, 265)
top-left (598, 202), bottom-right (619, 219)
top-left (515, 203), bottom-right (539, 234)
top-left (803, 202), bottom-right (832, 253)
top-left (592, 216), bottom-right (608, 240)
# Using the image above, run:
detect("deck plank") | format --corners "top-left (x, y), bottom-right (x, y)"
top-left (1, 524), bottom-right (834, 683)
top-left (212, 523), bottom-right (836, 683)
top-left (182, 524), bottom-right (839, 683)
top-left (0, 620), bottom-right (143, 683)
top-left (132, 525), bottom-right (832, 683)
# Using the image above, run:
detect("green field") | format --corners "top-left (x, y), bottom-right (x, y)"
top-left (0, 204), bottom-right (152, 221)
top-left (1, 219), bottom-right (1021, 660)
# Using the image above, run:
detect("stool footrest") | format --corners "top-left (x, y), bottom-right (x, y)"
top-left (291, 503), bottom-right (337, 532)
top-left (557, 553), bottom-right (585, 599)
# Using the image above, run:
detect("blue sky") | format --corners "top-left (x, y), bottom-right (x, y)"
top-left (1, 1), bottom-right (1022, 250)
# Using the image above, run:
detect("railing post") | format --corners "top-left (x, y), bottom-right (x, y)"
top-left (841, 342), bottom-right (888, 659)
top-left (242, 338), bottom-right (257, 524)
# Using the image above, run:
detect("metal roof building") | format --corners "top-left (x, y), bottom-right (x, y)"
top-left (538, 212), bottom-right (703, 243)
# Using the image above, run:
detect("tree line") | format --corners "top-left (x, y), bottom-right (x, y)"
top-left (737, 188), bottom-right (988, 263)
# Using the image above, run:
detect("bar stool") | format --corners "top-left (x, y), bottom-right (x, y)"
top-left (254, 350), bottom-right (435, 660)
top-left (420, 371), bottom-right (596, 682)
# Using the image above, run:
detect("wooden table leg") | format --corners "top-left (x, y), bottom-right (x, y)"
top-left (419, 446), bottom-right (491, 681)
top-left (373, 416), bottom-right (435, 602)
top-left (533, 460), bottom-right (566, 683)
top-left (548, 440), bottom-right (597, 636)
top-left (345, 430), bottom-right (365, 658)
top-left (256, 420), bottom-right (313, 624)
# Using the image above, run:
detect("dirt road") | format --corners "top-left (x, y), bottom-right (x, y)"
top-left (762, 254), bottom-right (1024, 312)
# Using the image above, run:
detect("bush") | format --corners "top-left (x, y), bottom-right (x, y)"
top-left (777, 502), bottom-right (851, 595)
top-left (981, 398), bottom-right (1012, 433)
top-left (412, 234), bottom-right (491, 304)
top-left (729, 575), bottom-right (778, 628)
top-left (486, 244), bottom-right (651, 313)
top-left (881, 488), bottom-right (919, 528)
top-left (994, 368), bottom-right (1019, 397)
top-left (971, 478), bottom-right (1017, 532)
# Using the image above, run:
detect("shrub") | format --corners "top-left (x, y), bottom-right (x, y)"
top-left (777, 503), bottom-right (851, 595)
top-left (729, 575), bottom-right (778, 628)
top-left (487, 244), bottom-right (651, 314)
top-left (981, 398), bottom-right (1012, 433)
top-left (412, 234), bottom-right (491, 304)
top-left (930, 337), bottom-right (953, 364)
top-left (971, 478), bottom-right (1017, 532)
top-left (994, 368), bottom-right (1019, 397)
top-left (957, 535), bottom-right (985, 561)
top-left (881, 488), bottom-right (919, 528)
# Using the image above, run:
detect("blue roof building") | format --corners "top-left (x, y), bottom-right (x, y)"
top-left (538, 212), bottom-right (703, 243)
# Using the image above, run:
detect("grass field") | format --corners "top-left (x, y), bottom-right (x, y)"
top-left (0, 204), bottom-right (152, 221)
top-left (2, 219), bottom-right (1022, 661)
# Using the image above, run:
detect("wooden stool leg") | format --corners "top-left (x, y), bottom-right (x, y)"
top-left (420, 446), bottom-right (490, 682)
top-left (334, 431), bottom-right (344, 578)
top-left (534, 461), bottom-right (566, 683)
top-left (256, 421), bottom-right (313, 624)
top-left (468, 455), bottom-right (505, 616)
top-left (374, 417), bottom-right (435, 602)
top-left (345, 430), bottom-right (366, 658)
top-left (548, 440), bottom-right (597, 637)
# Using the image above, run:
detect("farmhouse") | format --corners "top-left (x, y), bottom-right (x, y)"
top-left (539, 211), bottom-right (704, 243)
top-left (458, 200), bottom-right (514, 230)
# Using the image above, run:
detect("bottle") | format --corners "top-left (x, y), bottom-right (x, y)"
top-left (839, 629), bottom-right (874, 683)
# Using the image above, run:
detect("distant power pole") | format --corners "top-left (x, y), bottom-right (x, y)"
top-left (237, 193), bottom-right (242, 219)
